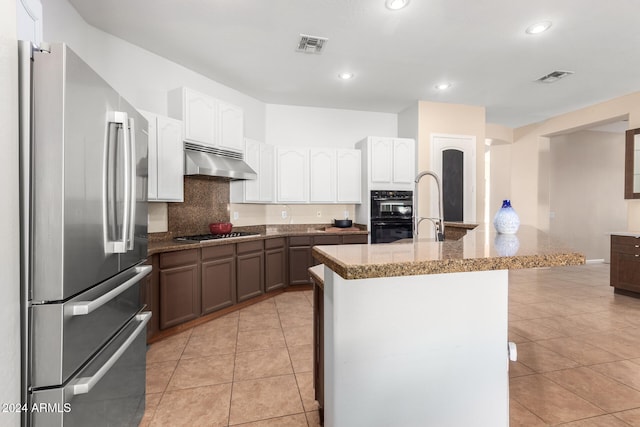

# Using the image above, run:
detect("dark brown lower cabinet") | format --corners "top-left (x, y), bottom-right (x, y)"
top-left (611, 235), bottom-right (640, 294)
top-left (265, 237), bottom-right (287, 292)
top-left (141, 256), bottom-right (160, 341)
top-left (159, 249), bottom-right (199, 329)
top-left (289, 234), bottom-right (362, 286)
top-left (201, 244), bottom-right (236, 314)
top-left (237, 240), bottom-right (265, 302)
top-left (147, 233), bottom-right (368, 341)
top-left (312, 273), bottom-right (325, 423)
top-left (289, 236), bottom-right (314, 285)
top-left (340, 234), bottom-right (368, 245)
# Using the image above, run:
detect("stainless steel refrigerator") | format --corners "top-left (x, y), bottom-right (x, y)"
top-left (18, 41), bottom-right (152, 426)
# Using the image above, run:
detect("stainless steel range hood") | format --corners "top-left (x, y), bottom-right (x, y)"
top-left (184, 142), bottom-right (257, 180)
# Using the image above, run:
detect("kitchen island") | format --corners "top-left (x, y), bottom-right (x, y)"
top-left (311, 225), bottom-right (584, 427)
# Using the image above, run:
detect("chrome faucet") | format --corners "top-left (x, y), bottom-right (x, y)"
top-left (414, 171), bottom-right (445, 241)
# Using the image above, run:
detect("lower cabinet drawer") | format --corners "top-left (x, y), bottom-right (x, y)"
top-left (237, 239), bottom-right (264, 254)
top-left (612, 235), bottom-right (640, 255)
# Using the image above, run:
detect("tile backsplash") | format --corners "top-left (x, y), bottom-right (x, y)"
top-left (147, 176), bottom-right (357, 237)
top-left (167, 176), bottom-right (230, 236)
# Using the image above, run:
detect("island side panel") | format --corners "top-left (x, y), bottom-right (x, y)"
top-left (323, 267), bottom-right (509, 427)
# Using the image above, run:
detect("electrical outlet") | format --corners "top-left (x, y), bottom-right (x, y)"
top-left (281, 210), bottom-right (287, 219)
top-left (343, 210), bottom-right (349, 219)
top-left (232, 211), bottom-right (239, 220)
top-left (316, 211), bottom-right (322, 217)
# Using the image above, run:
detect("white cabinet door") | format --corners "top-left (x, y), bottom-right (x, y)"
top-left (144, 112), bottom-right (159, 201)
top-left (393, 139), bottom-right (415, 184)
top-left (140, 111), bottom-right (184, 202)
top-left (156, 116), bottom-right (184, 201)
top-left (277, 148), bottom-right (309, 202)
top-left (337, 149), bottom-right (361, 203)
top-left (183, 88), bottom-right (216, 146)
top-left (310, 149), bottom-right (336, 203)
top-left (243, 139), bottom-right (261, 202)
top-left (218, 102), bottom-right (244, 152)
top-left (259, 143), bottom-right (275, 202)
top-left (230, 139), bottom-right (274, 203)
top-left (370, 138), bottom-right (393, 184)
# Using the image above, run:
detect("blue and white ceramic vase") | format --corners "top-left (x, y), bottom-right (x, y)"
top-left (493, 199), bottom-right (520, 234)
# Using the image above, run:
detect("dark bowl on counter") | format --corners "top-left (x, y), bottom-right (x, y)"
top-left (209, 222), bottom-right (233, 234)
top-left (333, 219), bottom-right (353, 228)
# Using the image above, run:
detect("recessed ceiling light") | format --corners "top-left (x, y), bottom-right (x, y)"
top-left (385, 0), bottom-right (409, 10)
top-left (435, 82), bottom-right (451, 90)
top-left (338, 72), bottom-right (355, 80)
top-left (525, 21), bottom-right (552, 35)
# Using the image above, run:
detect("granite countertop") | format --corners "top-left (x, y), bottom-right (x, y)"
top-left (311, 224), bottom-right (585, 280)
top-left (148, 226), bottom-right (369, 255)
top-left (308, 264), bottom-right (324, 288)
top-left (443, 222), bottom-right (479, 229)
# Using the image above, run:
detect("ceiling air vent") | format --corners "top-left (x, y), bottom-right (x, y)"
top-left (296, 34), bottom-right (328, 54)
top-left (535, 70), bottom-right (574, 83)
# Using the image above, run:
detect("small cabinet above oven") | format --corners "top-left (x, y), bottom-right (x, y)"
top-left (356, 137), bottom-right (416, 191)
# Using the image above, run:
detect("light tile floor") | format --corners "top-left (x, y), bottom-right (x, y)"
top-left (141, 263), bottom-right (640, 426)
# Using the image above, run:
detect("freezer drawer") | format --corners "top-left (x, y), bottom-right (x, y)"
top-left (30, 312), bottom-right (150, 427)
top-left (31, 265), bottom-right (151, 388)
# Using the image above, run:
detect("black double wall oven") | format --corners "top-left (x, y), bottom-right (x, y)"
top-left (370, 190), bottom-right (413, 243)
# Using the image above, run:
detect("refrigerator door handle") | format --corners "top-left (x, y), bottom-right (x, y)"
top-left (67, 265), bottom-right (151, 316)
top-left (70, 312), bottom-right (151, 396)
top-left (127, 117), bottom-right (137, 251)
top-left (104, 111), bottom-right (130, 254)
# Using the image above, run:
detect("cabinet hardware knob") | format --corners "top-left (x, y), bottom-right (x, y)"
top-left (636, 254), bottom-right (639, 257)
top-left (636, 245), bottom-right (639, 248)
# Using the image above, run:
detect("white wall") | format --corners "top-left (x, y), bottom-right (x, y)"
top-left (43, 0), bottom-right (266, 140)
top-left (265, 104), bottom-right (397, 148)
top-left (43, 0), bottom-right (401, 232)
top-left (397, 102), bottom-right (419, 142)
top-left (550, 130), bottom-right (626, 260)
top-left (1, 0), bottom-right (21, 425)
top-left (488, 143), bottom-right (512, 219)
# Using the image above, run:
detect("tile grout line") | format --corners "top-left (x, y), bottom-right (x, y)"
top-left (227, 312), bottom-right (241, 426)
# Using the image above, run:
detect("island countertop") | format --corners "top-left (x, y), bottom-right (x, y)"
top-left (311, 224), bottom-right (585, 280)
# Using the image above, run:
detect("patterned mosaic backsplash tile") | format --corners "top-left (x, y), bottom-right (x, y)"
top-left (167, 176), bottom-right (230, 236)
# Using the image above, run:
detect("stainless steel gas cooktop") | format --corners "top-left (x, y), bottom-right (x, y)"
top-left (175, 231), bottom-right (260, 243)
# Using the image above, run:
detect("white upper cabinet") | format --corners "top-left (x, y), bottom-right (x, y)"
top-left (234, 145), bottom-right (361, 205)
top-left (370, 138), bottom-right (393, 184)
top-left (168, 87), bottom-right (244, 153)
top-left (140, 110), bottom-right (184, 202)
top-left (336, 149), bottom-right (361, 203)
top-left (17, 0), bottom-right (43, 46)
top-left (259, 143), bottom-right (275, 202)
top-left (309, 149), bottom-right (336, 203)
top-left (277, 148), bottom-right (309, 203)
top-left (230, 139), bottom-right (274, 203)
top-left (183, 88), bottom-right (216, 145)
top-left (218, 101), bottom-right (244, 152)
top-left (392, 139), bottom-right (415, 184)
top-left (358, 136), bottom-right (416, 191)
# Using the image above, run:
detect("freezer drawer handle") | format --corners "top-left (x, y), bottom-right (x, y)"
top-left (70, 312), bottom-right (151, 396)
top-left (68, 265), bottom-right (152, 316)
